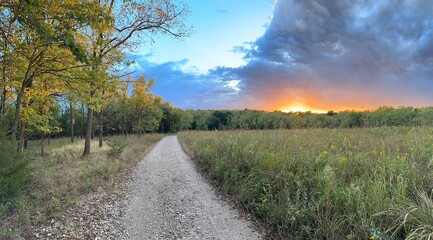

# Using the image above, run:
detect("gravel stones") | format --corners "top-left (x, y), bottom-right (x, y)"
top-left (30, 186), bottom-right (130, 239)
top-left (124, 136), bottom-right (262, 240)
top-left (27, 136), bottom-right (262, 239)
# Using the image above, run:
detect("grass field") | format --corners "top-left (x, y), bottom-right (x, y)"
top-left (1, 134), bottom-right (164, 238)
top-left (179, 127), bottom-right (433, 239)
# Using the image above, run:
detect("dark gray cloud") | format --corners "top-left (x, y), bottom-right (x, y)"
top-left (132, 0), bottom-right (433, 111)
top-left (213, 0), bottom-right (433, 110)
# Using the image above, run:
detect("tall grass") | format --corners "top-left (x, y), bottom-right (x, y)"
top-left (179, 127), bottom-right (433, 239)
top-left (2, 134), bottom-right (164, 238)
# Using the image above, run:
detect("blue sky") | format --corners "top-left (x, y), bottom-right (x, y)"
top-left (129, 0), bottom-right (433, 112)
top-left (136, 0), bottom-right (274, 72)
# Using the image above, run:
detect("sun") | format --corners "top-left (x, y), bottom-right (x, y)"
top-left (281, 106), bottom-right (309, 113)
top-left (280, 103), bottom-right (326, 114)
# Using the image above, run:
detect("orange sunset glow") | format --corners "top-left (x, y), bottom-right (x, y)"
top-left (280, 103), bottom-right (327, 114)
top-left (278, 102), bottom-right (380, 114)
top-left (271, 97), bottom-right (381, 113)
top-left (134, 0), bottom-right (433, 111)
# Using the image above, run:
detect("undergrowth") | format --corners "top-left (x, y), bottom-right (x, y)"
top-left (179, 127), bottom-right (433, 239)
top-left (1, 134), bottom-right (163, 238)
top-left (0, 131), bottom-right (32, 237)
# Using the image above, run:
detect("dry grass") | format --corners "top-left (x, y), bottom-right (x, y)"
top-left (2, 134), bottom-right (164, 238)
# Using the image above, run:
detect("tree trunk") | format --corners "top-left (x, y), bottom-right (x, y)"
top-left (99, 109), bottom-right (103, 148)
top-left (1, 51), bottom-right (5, 119)
top-left (0, 83), bottom-right (6, 120)
top-left (70, 101), bottom-right (74, 143)
top-left (121, 91), bottom-right (126, 137)
top-left (48, 133), bottom-right (51, 145)
top-left (81, 104), bottom-right (85, 139)
top-left (41, 133), bottom-right (45, 157)
top-left (11, 89), bottom-right (24, 141)
top-left (17, 121), bottom-right (26, 152)
top-left (82, 108), bottom-right (93, 157)
top-left (11, 77), bottom-right (33, 141)
top-left (1, 39), bottom-right (11, 121)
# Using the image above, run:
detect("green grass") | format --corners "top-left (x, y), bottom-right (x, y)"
top-left (178, 127), bottom-right (433, 239)
top-left (1, 134), bottom-right (164, 238)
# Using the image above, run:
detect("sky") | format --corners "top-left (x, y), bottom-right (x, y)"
top-left (129, 0), bottom-right (433, 112)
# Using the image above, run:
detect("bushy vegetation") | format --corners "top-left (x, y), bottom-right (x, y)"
top-left (17, 105), bottom-right (433, 144)
top-left (0, 131), bottom-right (32, 233)
top-left (0, 137), bottom-right (31, 204)
top-left (186, 106), bottom-right (433, 131)
top-left (179, 128), bottom-right (433, 239)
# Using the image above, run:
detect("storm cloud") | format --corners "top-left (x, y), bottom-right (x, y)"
top-left (136, 0), bottom-right (433, 110)
top-left (217, 0), bottom-right (433, 110)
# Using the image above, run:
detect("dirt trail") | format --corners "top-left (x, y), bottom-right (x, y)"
top-left (125, 136), bottom-right (261, 240)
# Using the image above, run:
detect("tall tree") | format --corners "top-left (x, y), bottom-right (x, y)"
top-left (130, 77), bottom-right (155, 136)
top-left (2, 0), bottom-right (98, 146)
top-left (20, 75), bottom-right (63, 154)
top-left (78, 0), bottom-right (190, 156)
top-left (70, 101), bottom-right (75, 143)
top-left (0, 4), bottom-right (15, 122)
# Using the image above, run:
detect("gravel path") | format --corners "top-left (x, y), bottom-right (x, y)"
top-left (125, 135), bottom-right (262, 240)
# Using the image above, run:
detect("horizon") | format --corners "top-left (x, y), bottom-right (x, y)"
top-left (129, 0), bottom-right (433, 112)
top-left (176, 104), bottom-right (431, 114)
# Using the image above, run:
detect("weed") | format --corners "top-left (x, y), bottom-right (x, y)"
top-left (3, 134), bottom-right (164, 237)
top-left (380, 190), bottom-right (433, 239)
top-left (179, 127), bottom-right (433, 239)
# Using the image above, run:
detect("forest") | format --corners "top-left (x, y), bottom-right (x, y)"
top-left (6, 102), bottom-right (433, 136)
top-left (4, 96), bottom-right (433, 146)
top-left (0, 0), bottom-right (190, 156)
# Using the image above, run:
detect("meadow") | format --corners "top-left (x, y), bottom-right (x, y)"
top-left (179, 127), bottom-right (433, 239)
top-left (0, 134), bottom-right (164, 238)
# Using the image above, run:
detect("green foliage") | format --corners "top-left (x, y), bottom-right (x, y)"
top-left (179, 127), bottom-right (433, 239)
top-left (129, 77), bottom-right (163, 134)
top-left (106, 138), bottom-right (126, 159)
top-left (159, 104), bottom-right (193, 133)
top-left (0, 131), bottom-right (32, 212)
top-left (380, 190), bottom-right (433, 239)
top-left (187, 107), bottom-right (433, 131)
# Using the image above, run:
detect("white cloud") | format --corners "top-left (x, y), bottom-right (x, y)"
top-left (225, 80), bottom-right (241, 92)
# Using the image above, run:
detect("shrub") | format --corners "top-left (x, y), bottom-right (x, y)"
top-left (106, 138), bottom-right (126, 159)
top-left (0, 131), bottom-right (32, 207)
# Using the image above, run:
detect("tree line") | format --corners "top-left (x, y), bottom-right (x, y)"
top-left (5, 104), bottom-right (433, 144)
top-left (194, 107), bottom-right (433, 130)
top-left (101, 105), bottom-right (432, 133)
top-left (107, 106), bottom-right (433, 132)
top-left (0, 0), bottom-right (190, 156)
